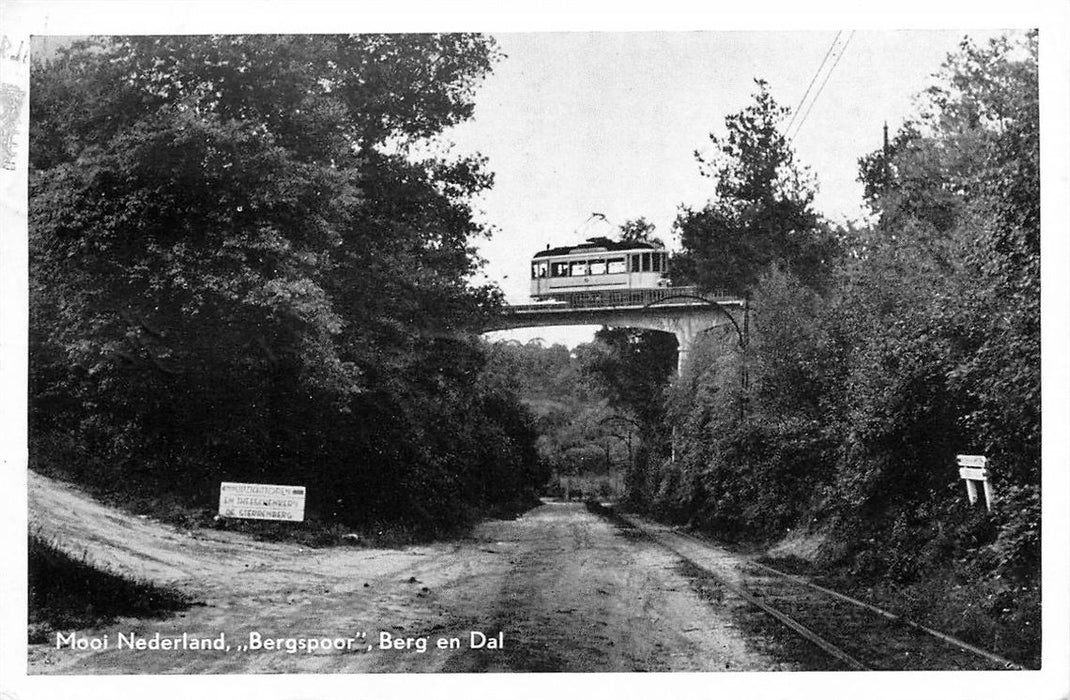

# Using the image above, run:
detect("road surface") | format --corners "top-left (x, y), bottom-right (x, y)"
top-left (28, 472), bottom-right (796, 673)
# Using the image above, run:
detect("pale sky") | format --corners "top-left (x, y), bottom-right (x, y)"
top-left (456, 30), bottom-right (1018, 345)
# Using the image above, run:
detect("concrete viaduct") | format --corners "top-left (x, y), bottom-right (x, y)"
top-left (485, 288), bottom-right (747, 373)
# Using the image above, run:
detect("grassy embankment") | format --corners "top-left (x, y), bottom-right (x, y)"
top-left (28, 534), bottom-right (195, 643)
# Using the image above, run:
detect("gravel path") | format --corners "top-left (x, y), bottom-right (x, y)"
top-left (28, 473), bottom-right (791, 673)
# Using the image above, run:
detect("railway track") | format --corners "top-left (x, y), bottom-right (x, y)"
top-left (607, 508), bottom-right (1024, 672)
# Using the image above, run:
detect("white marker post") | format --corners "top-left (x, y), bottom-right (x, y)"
top-left (219, 482), bottom-right (306, 521)
top-left (957, 455), bottom-right (994, 512)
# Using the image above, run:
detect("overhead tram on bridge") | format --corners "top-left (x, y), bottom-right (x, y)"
top-left (499, 236), bottom-right (743, 373)
top-left (530, 237), bottom-right (672, 307)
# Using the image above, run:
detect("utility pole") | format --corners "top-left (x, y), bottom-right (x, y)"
top-left (882, 121), bottom-right (890, 192)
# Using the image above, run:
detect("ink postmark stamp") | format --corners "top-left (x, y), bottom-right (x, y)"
top-left (0, 34), bottom-right (29, 170)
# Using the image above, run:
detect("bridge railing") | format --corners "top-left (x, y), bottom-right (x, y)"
top-left (507, 286), bottom-right (740, 312)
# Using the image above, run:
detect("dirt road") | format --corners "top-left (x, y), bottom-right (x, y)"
top-left (28, 472), bottom-right (795, 673)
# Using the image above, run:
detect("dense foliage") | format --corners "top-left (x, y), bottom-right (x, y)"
top-left (483, 338), bottom-right (633, 500)
top-left (580, 328), bottom-right (677, 505)
top-left (482, 327), bottom-right (677, 503)
top-left (672, 80), bottom-right (837, 294)
top-left (29, 35), bottom-right (544, 536)
top-left (622, 33), bottom-right (1040, 664)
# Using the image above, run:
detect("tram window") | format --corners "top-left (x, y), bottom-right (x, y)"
top-left (641, 253), bottom-right (651, 272)
top-left (551, 262), bottom-right (569, 277)
top-left (589, 258), bottom-right (606, 275)
top-left (630, 255), bottom-right (641, 273)
top-left (652, 254), bottom-right (661, 272)
top-left (536, 261), bottom-right (548, 278)
top-left (607, 257), bottom-right (626, 274)
top-left (570, 260), bottom-right (588, 276)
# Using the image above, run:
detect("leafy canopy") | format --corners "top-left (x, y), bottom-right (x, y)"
top-left (29, 35), bottom-right (547, 531)
top-left (672, 80), bottom-right (835, 294)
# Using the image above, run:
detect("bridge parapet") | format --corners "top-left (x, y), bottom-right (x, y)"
top-left (505, 286), bottom-right (740, 313)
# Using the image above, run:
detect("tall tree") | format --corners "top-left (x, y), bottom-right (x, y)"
top-left (618, 216), bottom-right (663, 246)
top-left (672, 80), bottom-right (835, 294)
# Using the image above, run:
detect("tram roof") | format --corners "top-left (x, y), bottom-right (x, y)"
top-left (532, 237), bottom-right (662, 259)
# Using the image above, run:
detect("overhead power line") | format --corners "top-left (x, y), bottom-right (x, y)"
top-left (788, 30), bottom-right (856, 142)
top-left (784, 31), bottom-right (841, 136)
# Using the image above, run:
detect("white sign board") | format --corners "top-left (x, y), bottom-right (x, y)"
top-left (955, 455), bottom-right (994, 512)
top-left (219, 482), bottom-right (306, 521)
top-left (958, 467), bottom-right (989, 481)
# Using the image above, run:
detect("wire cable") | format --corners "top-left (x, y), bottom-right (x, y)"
top-left (789, 30), bottom-right (855, 141)
top-left (784, 31), bottom-right (841, 136)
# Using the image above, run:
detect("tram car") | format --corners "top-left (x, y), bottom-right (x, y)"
top-left (530, 236), bottom-right (671, 304)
